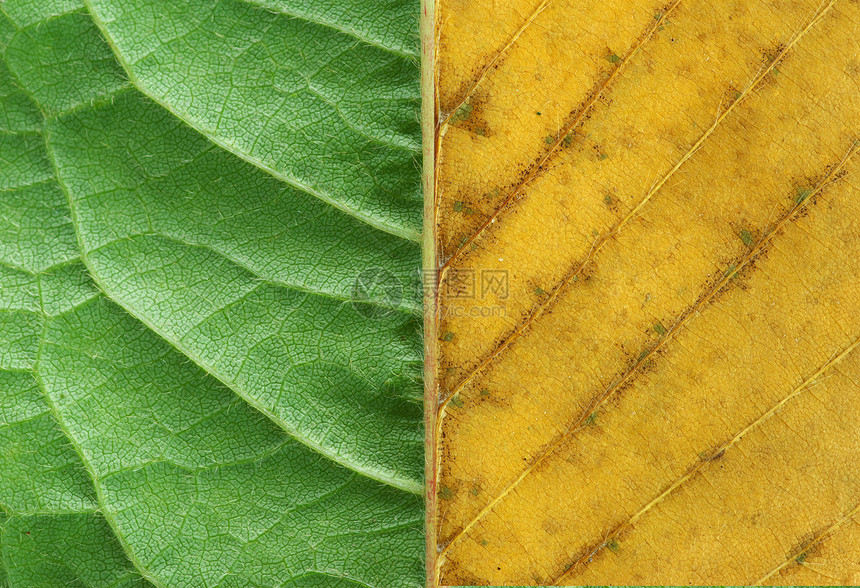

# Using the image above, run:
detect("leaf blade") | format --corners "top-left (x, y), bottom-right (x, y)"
top-left (433, 0), bottom-right (860, 584)
top-left (0, 0), bottom-right (425, 584)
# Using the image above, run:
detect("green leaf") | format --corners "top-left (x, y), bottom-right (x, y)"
top-left (0, 0), bottom-right (423, 585)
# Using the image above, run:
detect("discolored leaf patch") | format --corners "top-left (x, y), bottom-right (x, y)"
top-left (429, 0), bottom-right (860, 584)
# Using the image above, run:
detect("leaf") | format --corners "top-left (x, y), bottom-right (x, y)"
top-left (431, 0), bottom-right (860, 585)
top-left (0, 0), bottom-right (423, 586)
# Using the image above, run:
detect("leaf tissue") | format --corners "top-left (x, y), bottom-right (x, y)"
top-left (4, 0), bottom-right (860, 585)
top-left (0, 0), bottom-right (424, 586)
top-left (429, 0), bottom-right (860, 585)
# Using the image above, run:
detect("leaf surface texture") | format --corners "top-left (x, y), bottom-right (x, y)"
top-left (432, 0), bottom-right (860, 584)
top-left (0, 0), bottom-right (424, 586)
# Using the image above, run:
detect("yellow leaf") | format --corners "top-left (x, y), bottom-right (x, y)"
top-left (426, 0), bottom-right (860, 584)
